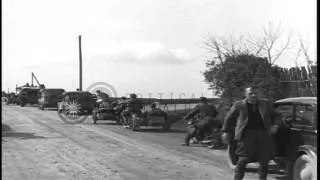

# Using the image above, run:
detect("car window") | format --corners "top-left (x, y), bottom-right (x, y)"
top-left (293, 104), bottom-right (315, 127)
top-left (275, 104), bottom-right (293, 117)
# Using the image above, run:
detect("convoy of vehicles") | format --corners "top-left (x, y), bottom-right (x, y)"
top-left (226, 97), bottom-right (317, 180)
top-left (3, 75), bottom-right (317, 179)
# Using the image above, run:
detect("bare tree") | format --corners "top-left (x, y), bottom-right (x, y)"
top-left (246, 22), bottom-right (292, 66)
top-left (202, 34), bottom-right (249, 71)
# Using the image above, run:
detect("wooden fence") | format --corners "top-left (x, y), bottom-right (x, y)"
top-left (278, 65), bottom-right (317, 97)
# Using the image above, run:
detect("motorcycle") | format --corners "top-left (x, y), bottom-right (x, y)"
top-left (186, 117), bottom-right (223, 148)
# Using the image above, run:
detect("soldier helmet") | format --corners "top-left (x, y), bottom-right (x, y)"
top-left (199, 96), bottom-right (207, 102)
top-left (130, 93), bottom-right (137, 98)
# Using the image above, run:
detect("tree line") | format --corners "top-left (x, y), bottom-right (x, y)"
top-left (201, 22), bottom-right (317, 105)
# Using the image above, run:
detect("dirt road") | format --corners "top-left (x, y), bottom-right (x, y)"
top-left (2, 104), bottom-right (285, 180)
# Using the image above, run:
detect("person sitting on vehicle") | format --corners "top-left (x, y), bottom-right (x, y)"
top-left (148, 102), bottom-right (168, 119)
top-left (121, 93), bottom-right (144, 128)
top-left (95, 90), bottom-right (109, 104)
top-left (96, 90), bottom-right (109, 100)
top-left (181, 96), bottom-right (219, 146)
top-left (149, 102), bottom-right (165, 114)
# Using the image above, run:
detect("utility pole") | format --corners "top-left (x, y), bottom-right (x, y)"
top-left (78, 35), bottom-right (83, 91)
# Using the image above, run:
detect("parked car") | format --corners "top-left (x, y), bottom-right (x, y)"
top-left (226, 97), bottom-right (317, 180)
top-left (57, 91), bottom-right (96, 115)
top-left (18, 87), bottom-right (40, 107)
top-left (38, 88), bottom-right (65, 110)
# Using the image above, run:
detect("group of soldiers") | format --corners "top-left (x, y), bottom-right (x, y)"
top-left (98, 86), bottom-right (287, 180)
top-left (96, 90), bottom-right (144, 128)
top-left (96, 90), bottom-right (224, 148)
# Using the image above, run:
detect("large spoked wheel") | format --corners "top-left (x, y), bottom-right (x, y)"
top-left (293, 154), bottom-right (317, 180)
top-left (58, 100), bottom-right (88, 124)
top-left (226, 140), bottom-right (238, 170)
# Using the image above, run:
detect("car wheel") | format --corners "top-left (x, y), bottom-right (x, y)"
top-left (226, 141), bottom-right (238, 170)
top-left (293, 154), bottom-right (317, 180)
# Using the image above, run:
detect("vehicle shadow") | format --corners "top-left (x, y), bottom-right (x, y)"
top-left (21, 104), bottom-right (39, 108)
top-left (245, 165), bottom-right (287, 180)
top-left (42, 108), bottom-right (58, 111)
top-left (135, 128), bottom-right (186, 133)
top-left (92, 121), bottom-right (118, 125)
top-left (2, 123), bottom-right (46, 140)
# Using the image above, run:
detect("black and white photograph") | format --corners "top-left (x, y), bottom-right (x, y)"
top-left (2, 0), bottom-right (317, 179)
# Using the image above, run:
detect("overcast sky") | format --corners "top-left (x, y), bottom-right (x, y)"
top-left (2, 0), bottom-right (316, 98)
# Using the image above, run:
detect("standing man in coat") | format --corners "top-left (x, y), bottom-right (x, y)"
top-left (221, 86), bottom-right (282, 180)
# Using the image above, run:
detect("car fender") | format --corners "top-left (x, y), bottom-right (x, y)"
top-left (296, 145), bottom-right (317, 160)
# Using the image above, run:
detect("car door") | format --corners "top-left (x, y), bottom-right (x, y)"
top-left (287, 103), bottom-right (317, 150)
top-left (274, 103), bottom-right (294, 156)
